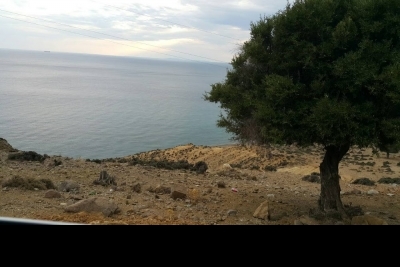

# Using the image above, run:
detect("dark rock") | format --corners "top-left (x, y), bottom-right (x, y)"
top-left (171, 190), bottom-right (187, 200)
top-left (217, 181), bottom-right (226, 188)
top-left (131, 183), bottom-right (141, 193)
top-left (44, 189), bottom-right (61, 198)
top-left (302, 174), bottom-right (321, 183)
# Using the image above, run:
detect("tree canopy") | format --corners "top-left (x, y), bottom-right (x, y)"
top-left (205, 0), bottom-right (400, 215)
top-left (205, 0), bottom-right (400, 150)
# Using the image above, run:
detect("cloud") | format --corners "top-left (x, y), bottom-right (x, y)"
top-left (0, 0), bottom-right (292, 62)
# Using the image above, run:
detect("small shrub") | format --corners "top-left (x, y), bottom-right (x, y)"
top-left (264, 165), bottom-right (277, 172)
top-left (352, 178), bottom-right (375, 186)
top-left (7, 151), bottom-right (49, 163)
top-left (230, 164), bottom-right (242, 168)
top-left (2, 176), bottom-right (55, 190)
top-left (377, 177), bottom-right (400, 184)
top-left (302, 174), bottom-right (320, 183)
top-left (191, 161), bottom-right (208, 174)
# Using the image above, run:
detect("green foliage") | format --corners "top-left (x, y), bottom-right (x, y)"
top-left (204, 0), bottom-right (400, 150)
top-left (128, 157), bottom-right (208, 173)
top-left (377, 177), bottom-right (400, 184)
top-left (7, 151), bottom-right (49, 162)
top-left (352, 177), bottom-right (375, 186)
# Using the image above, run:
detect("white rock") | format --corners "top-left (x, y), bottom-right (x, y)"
top-left (367, 189), bottom-right (379, 195)
top-left (222, 163), bottom-right (232, 169)
top-left (387, 193), bottom-right (394, 197)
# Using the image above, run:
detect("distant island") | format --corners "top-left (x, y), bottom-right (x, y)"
top-left (44, 51), bottom-right (50, 52)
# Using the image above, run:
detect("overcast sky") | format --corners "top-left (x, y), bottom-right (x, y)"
top-left (0, 0), bottom-right (293, 63)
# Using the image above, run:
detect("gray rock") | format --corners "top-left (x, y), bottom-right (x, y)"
top-left (267, 194), bottom-right (275, 198)
top-left (253, 200), bottom-right (270, 220)
top-left (227, 209), bottom-right (237, 216)
top-left (44, 189), bottom-right (61, 198)
top-left (58, 181), bottom-right (80, 192)
top-left (64, 197), bottom-right (119, 217)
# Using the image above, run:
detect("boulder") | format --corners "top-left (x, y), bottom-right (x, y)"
top-left (253, 201), bottom-right (270, 220)
top-left (64, 197), bottom-right (119, 217)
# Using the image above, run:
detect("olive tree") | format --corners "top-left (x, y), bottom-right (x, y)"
top-left (204, 0), bottom-right (400, 216)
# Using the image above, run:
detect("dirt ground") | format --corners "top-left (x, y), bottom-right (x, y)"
top-left (1, 138), bottom-right (399, 225)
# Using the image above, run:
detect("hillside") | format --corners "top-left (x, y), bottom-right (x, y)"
top-left (0, 138), bottom-right (399, 225)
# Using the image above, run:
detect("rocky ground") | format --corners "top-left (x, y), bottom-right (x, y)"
top-left (1, 137), bottom-right (399, 225)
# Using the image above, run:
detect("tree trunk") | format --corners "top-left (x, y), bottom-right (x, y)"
top-left (318, 144), bottom-right (350, 216)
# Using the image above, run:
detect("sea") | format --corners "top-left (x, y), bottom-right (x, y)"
top-left (0, 49), bottom-right (234, 159)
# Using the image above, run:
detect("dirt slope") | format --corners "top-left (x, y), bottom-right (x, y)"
top-left (1, 139), bottom-right (399, 225)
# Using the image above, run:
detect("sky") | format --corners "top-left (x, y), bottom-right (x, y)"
top-left (0, 0), bottom-right (293, 63)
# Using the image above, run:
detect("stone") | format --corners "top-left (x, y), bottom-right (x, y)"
top-left (222, 163), bottom-right (232, 169)
top-left (131, 183), bottom-right (141, 193)
top-left (64, 197), bottom-right (119, 217)
top-left (351, 214), bottom-right (388, 225)
top-left (253, 200), bottom-right (270, 220)
top-left (171, 190), bottom-right (187, 200)
top-left (367, 189), bottom-right (379, 195)
top-left (148, 185), bottom-right (171, 194)
top-left (44, 189), bottom-right (61, 198)
top-left (58, 181), bottom-right (80, 192)
top-left (227, 209), bottom-right (237, 216)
